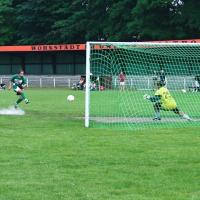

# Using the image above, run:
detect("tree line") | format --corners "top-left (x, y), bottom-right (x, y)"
top-left (0, 0), bottom-right (199, 45)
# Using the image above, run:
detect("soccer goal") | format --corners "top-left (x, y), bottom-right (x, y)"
top-left (85, 42), bottom-right (200, 129)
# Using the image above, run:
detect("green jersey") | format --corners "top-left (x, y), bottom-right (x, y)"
top-left (10, 74), bottom-right (27, 89)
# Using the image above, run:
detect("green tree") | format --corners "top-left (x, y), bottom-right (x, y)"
top-left (0, 0), bottom-right (15, 45)
top-left (103, 0), bottom-right (137, 41)
top-left (14, 0), bottom-right (57, 44)
top-left (49, 0), bottom-right (87, 43)
top-left (128, 0), bottom-right (200, 41)
top-left (0, 0), bottom-right (200, 44)
top-left (175, 0), bottom-right (200, 39)
top-left (51, 0), bottom-right (114, 43)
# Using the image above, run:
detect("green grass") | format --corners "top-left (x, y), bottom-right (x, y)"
top-left (91, 90), bottom-right (200, 117)
top-left (90, 90), bottom-right (200, 129)
top-left (0, 88), bottom-right (200, 200)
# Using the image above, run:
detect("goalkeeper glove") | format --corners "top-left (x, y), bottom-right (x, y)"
top-left (143, 94), bottom-right (150, 100)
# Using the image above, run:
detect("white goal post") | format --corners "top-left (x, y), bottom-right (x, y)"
top-left (85, 41), bottom-right (200, 129)
top-left (85, 42), bottom-right (91, 127)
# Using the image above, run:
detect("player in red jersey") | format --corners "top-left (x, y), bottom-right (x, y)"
top-left (119, 71), bottom-right (126, 91)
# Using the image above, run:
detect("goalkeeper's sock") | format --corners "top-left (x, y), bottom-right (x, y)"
top-left (154, 112), bottom-right (161, 120)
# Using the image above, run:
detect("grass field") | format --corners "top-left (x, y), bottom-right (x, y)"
top-left (0, 88), bottom-right (200, 200)
top-left (90, 89), bottom-right (200, 129)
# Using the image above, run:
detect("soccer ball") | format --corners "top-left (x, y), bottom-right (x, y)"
top-left (181, 89), bottom-right (187, 93)
top-left (67, 95), bottom-right (75, 102)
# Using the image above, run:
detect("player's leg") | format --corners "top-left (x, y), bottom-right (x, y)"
top-left (172, 108), bottom-right (191, 121)
top-left (15, 95), bottom-right (24, 108)
top-left (20, 92), bottom-right (30, 104)
top-left (120, 82), bottom-right (122, 91)
top-left (153, 102), bottom-right (161, 120)
top-left (14, 87), bottom-right (30, 108)
top-left (122, 82), bottom-right (125, 91)
top-left (121, 82), bottom-right (125, 91)
top-left (14, 87), bottom-right (22, 108)
top-left (14, 90), bottom-right (23, 108)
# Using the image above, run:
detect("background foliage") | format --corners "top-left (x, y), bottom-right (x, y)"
top-left (0, 0), bottom-right (199, 44)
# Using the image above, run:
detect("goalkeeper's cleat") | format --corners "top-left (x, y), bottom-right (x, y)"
top-left (181, 114), bottom-right (192, 121)
top-left (24, 99), bottom-right (30, 104)
top-left (153, 117), bottom-right (161, 121)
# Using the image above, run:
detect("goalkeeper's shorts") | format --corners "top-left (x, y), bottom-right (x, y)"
top-left (161, 101), bottom-right (177, 110)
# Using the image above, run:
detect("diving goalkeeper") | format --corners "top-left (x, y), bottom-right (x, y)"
top-left (144, 81), bottom-right (191, 121)
top-left (8, 70), bottom-right (30, 108)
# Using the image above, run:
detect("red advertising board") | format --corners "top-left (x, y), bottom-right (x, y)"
top-left (0, 39), bottom-right (199, 52)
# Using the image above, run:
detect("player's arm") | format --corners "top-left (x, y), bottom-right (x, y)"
top-left (8, 76), bottom-right (14, 90)
top-left (8, 82), bottom-right (12, 90)
top-left (144, 94), bottom-right (161, 102)
top-left (20, 77), bottom-right (27, 89)
top-left (20, 83), bottom-right (27, 89)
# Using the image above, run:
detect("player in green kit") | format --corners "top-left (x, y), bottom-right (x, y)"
top-left (9, 70), bottom-right (30, 108)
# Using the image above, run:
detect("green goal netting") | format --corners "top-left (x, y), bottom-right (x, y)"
top-left (85, 42), bottom-right (200, 130)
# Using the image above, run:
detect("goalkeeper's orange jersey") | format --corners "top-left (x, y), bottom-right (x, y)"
top-left (155, 87), bottom-right (177, 110)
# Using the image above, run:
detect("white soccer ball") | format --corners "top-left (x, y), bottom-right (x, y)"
top-left (67, 95), bottom-right (75, 102)
top-left (181, 89), bottom-right (187, 93)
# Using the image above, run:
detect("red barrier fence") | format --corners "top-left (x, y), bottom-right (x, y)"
top-left (0, 39), bottom-right (200, 52)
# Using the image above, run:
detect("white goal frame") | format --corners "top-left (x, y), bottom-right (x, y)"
top-left (85, 41), bottom-right (200, 128)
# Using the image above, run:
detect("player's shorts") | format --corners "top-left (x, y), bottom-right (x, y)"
top-left (120, 81), bottom-right (125, 86)
top-left (161, 101), bottom-right (177, 111)
top-left (155, 102), bottom-right (180, 114)
top-left (13, 85), bottom-right (22, 95)
top-left (13, 86), bottom-right (20, 92)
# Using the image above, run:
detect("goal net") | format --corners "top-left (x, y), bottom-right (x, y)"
top-left (85, 42), bottom-right (200, 129)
